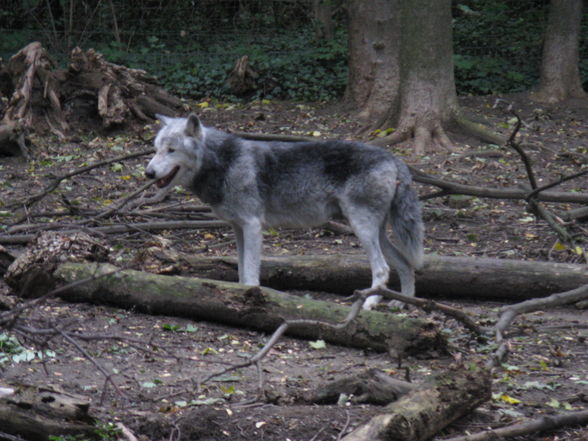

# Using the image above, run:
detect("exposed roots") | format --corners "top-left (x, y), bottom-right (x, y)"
top-left (370, 122), bottom-right (453, 154)
top-left (368, 110), bottom-right (504, 153)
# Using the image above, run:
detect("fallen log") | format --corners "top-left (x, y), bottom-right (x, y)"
top-left (308, 368), bottom-right (417, 405)
top-left (341, 362), bottom-right (492, 441)
top-left (0, 383), bottom-right (95, 441)
top-left (12, 261), bottom-right (445, 355)
top-left (182, 254), bottom-right (588, 301)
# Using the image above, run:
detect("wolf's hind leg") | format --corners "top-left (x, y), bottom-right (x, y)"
top-left (232, 224), bottom-right (246, 284)
top-left (343, 209), bottom-right (390, 310)
top-left (379, 226), bottom-right (416, 298)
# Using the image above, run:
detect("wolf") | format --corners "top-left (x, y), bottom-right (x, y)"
top-left (145, 114), bottom-right (424, 309)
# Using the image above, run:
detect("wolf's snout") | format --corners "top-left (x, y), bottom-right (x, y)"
top-left (145, 168), bottom-right (156, 179)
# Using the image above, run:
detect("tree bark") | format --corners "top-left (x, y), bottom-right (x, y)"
top-left (533, 0), bottom-right (585, 103)
top-left (349, 0), bottom-right (489, 153)
top-left (341, 361), bottom-right (491, 441)
top-left (0, 383), bottom-right (95, 441)
top-left (312, 0), bottom-right (335, 40)
top-left (390, 0), bottom-right (457, 153)
top-left (23, 262), bottom-right (445, 355)
top-left (182, 254), bottom-right (588, 301)
top-left (345, 0), bottom-right (400, 128)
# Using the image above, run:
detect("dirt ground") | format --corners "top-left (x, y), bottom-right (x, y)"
top-left (0, 94), bottom-right (587, 441)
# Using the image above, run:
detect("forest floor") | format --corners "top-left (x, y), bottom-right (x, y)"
top-left (0, 94), bottom-right (587, 441)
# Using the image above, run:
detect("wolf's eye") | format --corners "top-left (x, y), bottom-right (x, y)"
top-left (168, 148), bottom-right (175, 153)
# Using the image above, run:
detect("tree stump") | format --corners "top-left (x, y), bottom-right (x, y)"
top-left (226, 55), bottom-right (259, 96)
top-left (0, 42), bottom-right (185, 157)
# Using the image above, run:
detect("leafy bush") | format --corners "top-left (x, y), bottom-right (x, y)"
top-left (148, 28), bottom-right (348, 101)
top-left (453, 0), bottom-right (547, 95)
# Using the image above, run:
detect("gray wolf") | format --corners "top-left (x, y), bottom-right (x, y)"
top-left (145, 114), bottom-right (424, 309)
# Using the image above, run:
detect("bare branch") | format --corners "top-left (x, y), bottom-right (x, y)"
top-left (441, 408), bottom-right (588, 441)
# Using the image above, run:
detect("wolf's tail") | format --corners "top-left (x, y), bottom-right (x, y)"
top-left (389, 161), bottom-right (424, 269)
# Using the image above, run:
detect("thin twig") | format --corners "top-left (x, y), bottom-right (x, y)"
top-left (11, 149), bottom-right (152, 211)
top-left (93, 179), bottom-right (157, 220)
top-left (198, 291), bottom-right (369, 392)
top-left (504, 110), bottom-right (579, 247)
top-left (58, 329), bottom-right (130, 403)
top-left (359, 286), bottom-right (484, 338)
top-left (336, 411), bottom-right (352, 441)
top-left (525, 167), bottom-right (588, 201)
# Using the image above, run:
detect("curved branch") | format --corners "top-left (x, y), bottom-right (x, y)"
top-left (410, 169), bottom-right (588, 203)
top-left (442, 409), bottom-right (588, 441)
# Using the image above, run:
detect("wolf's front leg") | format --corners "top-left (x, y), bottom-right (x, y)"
top-left (238, 220), bottom-right (263, 286)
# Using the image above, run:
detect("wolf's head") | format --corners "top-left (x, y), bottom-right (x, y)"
top-left (145, 113), bottom-right (205, 189)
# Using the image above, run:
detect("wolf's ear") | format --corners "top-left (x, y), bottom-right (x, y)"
top-left (185, 113), bottom-right (203, 138)
top-left (155, 114), bottom-right (173, 126)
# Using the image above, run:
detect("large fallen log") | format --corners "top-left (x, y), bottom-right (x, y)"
top-left (0, 383), bottom-right (95, 441)
top-left (182, 254), bottom-right (588, 301)
top-left (341, 362), bottom-right (492, 441)
top-left (10, 261), bottom-right (444, 355)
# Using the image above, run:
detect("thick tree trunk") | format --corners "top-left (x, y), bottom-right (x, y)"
top-left (533, 0), bottom-right (585, 103)
top-left (341, 362), bottom-right (491, 441)
top-left (390, 0), bottom-right (457, 153)
top-left (0, 383), bottom-right (95, 441)
top-left (345, 0), bottom-right (400, 128)
top-left (182, 254), bottom-right (588, 301)
top-left (21, 262), bottom-right (445, 355)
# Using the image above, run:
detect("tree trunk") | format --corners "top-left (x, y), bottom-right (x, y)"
top-left (22, 262), bottom-right (445, 355)
top-left (533, 0), bottom-right (585, 103)
top-left (345, 0), bottom-right (400, 128)
top-left (347, 0), bottom-right (494, 152)
top-left (182, 254), bottom-right (588, 301)
top-left (341, 361), bottom-right (491, 441)
top-left (390, 0), bottom-right (457, 153)
top-left (312, 0), bottom-right (335, 40)
top-left (0, 383), bottom-right (95, 441)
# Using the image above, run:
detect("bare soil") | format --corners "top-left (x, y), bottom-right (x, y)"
top-left (0, 94), bottom-right (587, 441)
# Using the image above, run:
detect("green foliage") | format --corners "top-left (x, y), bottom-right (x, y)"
top-left (0, 332), bottom-right (23, 363)
top-left (0, 332), bottom-right (56, 364)
top-left (453, 0), bottom-right (548, 95)
top-left (454, 54), bottom-right (527, 94)
top-left (147, 28), bottom-right (348, 101)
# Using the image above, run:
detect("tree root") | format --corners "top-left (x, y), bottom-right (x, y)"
top-left (369, 110), bottom-right (504, 153)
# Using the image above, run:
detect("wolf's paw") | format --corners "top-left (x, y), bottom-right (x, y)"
top-left (362, 294), bottom-right (383, 310)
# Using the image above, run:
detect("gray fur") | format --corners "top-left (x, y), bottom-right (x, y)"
top-left (145, 114), bottom-right (424, 309)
